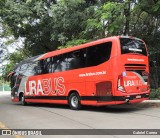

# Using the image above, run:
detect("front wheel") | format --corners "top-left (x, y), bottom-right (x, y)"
top-left (20, 94), bottom-right (27, 106)
top-left (68, 93), bottom-right (81, 110)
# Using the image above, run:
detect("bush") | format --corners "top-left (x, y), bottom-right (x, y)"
top-left (149, 88), bottom-right (160, 99)
top-left (156, 88), bottom-right (160, 99)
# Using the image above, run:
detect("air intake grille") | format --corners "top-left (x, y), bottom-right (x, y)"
top-left (96, 81), bottom-right (112, 96)
top-left (125, 64), bottom-right (146, 70)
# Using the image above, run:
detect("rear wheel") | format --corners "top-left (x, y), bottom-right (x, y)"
top-left (68, 93), bottom-right (81, 110)
top-left (20, 93), bottom-right (27, 106)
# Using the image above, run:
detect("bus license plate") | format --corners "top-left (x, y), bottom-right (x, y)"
top-left (136, 95), bottom-right (141, 99)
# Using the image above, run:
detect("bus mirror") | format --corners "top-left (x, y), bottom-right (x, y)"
top-left (7, 72), bottom-right (15, 82)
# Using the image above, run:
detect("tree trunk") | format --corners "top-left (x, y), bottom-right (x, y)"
top-left (123, 2), bottom-right (130, 35)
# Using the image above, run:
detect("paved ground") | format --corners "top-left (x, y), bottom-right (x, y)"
top-left (0, 91), bottom-right (160, 138)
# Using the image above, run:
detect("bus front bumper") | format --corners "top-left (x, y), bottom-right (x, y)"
top-left (11, 96), bottom-right (19, 102)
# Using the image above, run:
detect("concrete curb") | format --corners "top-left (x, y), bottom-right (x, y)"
top-left (0, 91), bottom-right (11, 95)
top-left (143, 100), bottom-right (160, 103)
top-left (0, 91), bottom-right (10, 93)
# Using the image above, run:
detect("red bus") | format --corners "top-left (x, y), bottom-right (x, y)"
top-left (8, 36), bottom-right (150, 110)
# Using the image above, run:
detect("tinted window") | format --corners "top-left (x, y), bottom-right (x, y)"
top-left (67, 49), bottom-right (86, 70)
top-left (23, 62), bottom-right (37, 76)
top-left (54, 54), bottom-right (68, 72)
top-left (40, 58), bottom-right (50, 74)
top-left (20, 64), bottom-right (28, 72)
top-left (120, 38), bottom-right (147, 56)
top-left (86, 42), bottom-right (112, 67)
top-left (14, 66), bottom-right (21, 75)
top-left (34, 42), bottom-right (112, 75)
top-left (42, 50), bottom-right (86, 73)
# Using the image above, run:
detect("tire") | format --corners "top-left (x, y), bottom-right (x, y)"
top-left (20, 93), bottom-right (27, 106)
top-left (68, 93), bottom-right (81, 110)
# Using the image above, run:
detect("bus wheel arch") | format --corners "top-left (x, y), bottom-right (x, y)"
top-left (19, 92), bottom-right (27, 106)
top-left (68, 90), bottom-right (82, 110)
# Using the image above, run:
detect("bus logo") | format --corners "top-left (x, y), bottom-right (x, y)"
top-left (25, 77), bottom-right (66, 96)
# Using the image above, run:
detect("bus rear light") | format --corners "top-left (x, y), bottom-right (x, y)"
top-left (118, 86), bottom-right (125, 92)
top-left (117, 75), bottom-right (125, 92)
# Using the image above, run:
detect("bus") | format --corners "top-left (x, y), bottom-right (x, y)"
top-left (8, 36), bottom-right (150, 110)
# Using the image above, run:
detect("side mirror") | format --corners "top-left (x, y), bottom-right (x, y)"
top-left (7, 72), bottom-right (15, 81)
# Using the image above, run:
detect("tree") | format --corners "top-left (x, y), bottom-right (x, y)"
top-left (2, 49), bottom-right (27, 78)
top-left (0, 0), bottom-right (95, 56)
top-left (84, 1), bottom-right (131, 38)
top-left (132, 0), bottom-right (160, 88)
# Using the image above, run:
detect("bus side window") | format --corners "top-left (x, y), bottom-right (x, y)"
top-left (53, 56), bottom-right (61, 72)
top-left (67, 49), bottom-right (86, 70)
top-left (86, 42), bottom-right (112, 67)
top-left (53, 54), bottom-right (68, 72)
top-left (26, 62), bottom-right (38, 76)
top-left (50, 57), bottom-right (56, 73)
top-left (19, 64), bottom-right (28, 74)
top-left (43, 58), bottom-right (50, 74)
top-left (47, 57), bottom-right (53, 73)
top-left (39, 59), bottom-right (51, 74)
top-left (34, 61), bottom-right (42, 75)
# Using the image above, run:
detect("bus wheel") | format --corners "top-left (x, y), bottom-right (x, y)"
top-left (69, 93), bottom-right (81, 110)
top-left (20, 94), bottom-right (27, 106)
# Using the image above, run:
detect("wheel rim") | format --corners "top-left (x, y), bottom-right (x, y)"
top-left (71, 96), bottom-right (78, 108)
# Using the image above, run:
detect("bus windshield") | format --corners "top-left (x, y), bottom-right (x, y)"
top-left (120, 38), bottom-right (147, 56)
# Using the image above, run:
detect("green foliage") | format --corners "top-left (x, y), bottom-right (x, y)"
top-left (0, 0), bottom-right (92, 56)
top-left (139, 0), bottom-right (160, 15)
top-left (58, 39), bottom-right (90, 49)
top-left (2, 49), bottom-right (27, 78)
top-left (156, 88), bottom-right (160, 99)
top-left (85, 2), bottom-right (127, 38)
top-left (150, 88), bottom-right (160, 99)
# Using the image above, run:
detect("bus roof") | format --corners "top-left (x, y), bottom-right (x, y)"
top-left (40, 36), bottom-right (119, 60)
top-left (14, 35), bottom-right (143, 67)
top-left (13, 55), bottom-right (42, 70)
